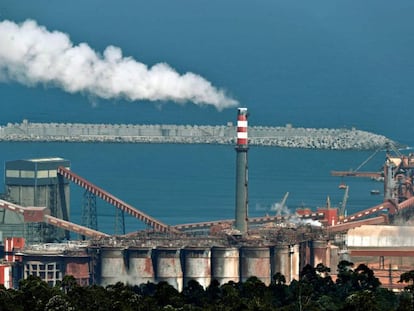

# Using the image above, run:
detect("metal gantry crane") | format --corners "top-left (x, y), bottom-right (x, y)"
top-left (275, 192), bottom-right (289, 216)
top-left (330, 143), bottom-right (414, 227)
top-left (331, 146), bottom-right (384, 181)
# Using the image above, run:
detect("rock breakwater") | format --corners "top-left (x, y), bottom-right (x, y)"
top-left (0, 120), bottom-right (395, 150)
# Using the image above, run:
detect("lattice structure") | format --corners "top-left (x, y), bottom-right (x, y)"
top-left (114, 209), bottom-right (125, 235)
top-left (82, 190), bottom-right (98, 232)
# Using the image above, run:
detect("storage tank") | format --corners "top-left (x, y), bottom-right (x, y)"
top-left (128, 247), bottom-right (155, 286)
top-left (100, 247), bottom-right (127, 286)
top-left (154, 247), bottom-right (183, 291)
top-left (240, 246), bottom-right (271, 285)
top-left (312, 240), bottom-right (328, 268)
top-left (271, 245), bottom-right (291, 282)
top-left (291, 244), bottom-right (300, 281)
top-left (182, 247), bottom-right (211, 288)
top-left (328, 243), bottom-right (339, 273)
top-left (211, 247), bottom-right (239, 284)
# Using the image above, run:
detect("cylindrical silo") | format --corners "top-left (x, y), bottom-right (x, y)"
top-left (240, 246), bottom-right (271, 285)
top-left (154, 247), bottom-right (183, 291)
top-left (183, 247), bottom-right (211, 288)
top-left (211, 247), bottom-right (239, 284)
top-left (300, 241), bottom-right (311, 268)
top-left (271, 245), bottom-right (291, 282)
top-left (290, 244), bottom-right (300, 282)
top-left (128, 247), bottom-right (155, 285)
top-left (328, 243), bottom-right (339, 273)
top-left (100, 247), bottom-right (127, 286)
top-left (312, 240), bottom-right (328, 268)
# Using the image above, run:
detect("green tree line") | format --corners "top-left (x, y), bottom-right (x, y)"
top-left (1, 260), bottom-right (414, 311)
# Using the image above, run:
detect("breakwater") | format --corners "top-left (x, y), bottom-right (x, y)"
top-left (0, 120), bottom-right (394, 150)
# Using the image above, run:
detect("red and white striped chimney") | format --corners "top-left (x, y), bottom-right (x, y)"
top-left (235, 107), bottom-right (249, 234)
top-left (237, 108), bottom-right (248, 146)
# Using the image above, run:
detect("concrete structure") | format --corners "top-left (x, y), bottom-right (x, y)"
top-left (235, 108), bottom-right (249, 234)
top-left (311, 240), bottom-right (329, 268)
top-left (3, 158), bottom-right (70, 243)
top-left (240, 246), bottom-right (271, 285)
top-left (211, 247), bottom-right (240, 285)
top-left (290, 245), bottom-right (300, 282)
top-left (347, 225), bottom-right (414, 290)
top-left (4, 236), bottom-right (344, 290)
top-left (99, 247), bottom-right (127, 287)
top-left (128, 247), bottom-right (155, 285)
top-left (347, 225), bottom-right (414, 248)
top-left (271, 245), bottom-right (291, 282)
top-left (20, 242), bottom-right (90, 286)
top-left (155, 248), bottom-right (183, 291)
top-left (183, 247), bottom-right (211, 288)
top-left (0, 120), bottom-right (394, 150)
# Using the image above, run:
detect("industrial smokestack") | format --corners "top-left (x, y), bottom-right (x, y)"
top-left (0, 19), bottom-right (238, 109)
top-left (235, 107), bottom-right (249, 233)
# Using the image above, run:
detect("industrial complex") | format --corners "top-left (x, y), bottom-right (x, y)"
top-left (0, 108), bottom-right (414, 291)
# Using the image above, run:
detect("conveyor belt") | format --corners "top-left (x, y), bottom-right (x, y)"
top-left (57, 166), bottom-right (173, 233)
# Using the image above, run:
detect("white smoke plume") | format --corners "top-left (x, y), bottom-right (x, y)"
top-left (0, 19), bottom-right (238, 109)
top-left (270, 202), bottom-right (291, 216)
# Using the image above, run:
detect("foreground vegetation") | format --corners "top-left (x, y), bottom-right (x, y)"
top-left (1, 261), bottom-right (414, 311)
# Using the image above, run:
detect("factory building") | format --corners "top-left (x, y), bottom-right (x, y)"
top-left (2, 158), bottom-right (70, 243)
top-left (1, 108), bottom-right (414, 291)
top-left (6, 238), bottom-right (338, 290)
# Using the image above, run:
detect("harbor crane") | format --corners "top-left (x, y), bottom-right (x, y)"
top-left (331, 148), bottom-right (383, 180)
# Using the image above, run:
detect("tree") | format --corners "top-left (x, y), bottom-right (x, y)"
top-left (399, 270), bottom-right (414, 311)
top-left (44, 295), bottom-right (74, 311)
top-left (353, 264), bottom-right (381, 291)
top-left (105, 282), bottom-right (143, 311)
top-left (153, 281), bottom-right (183, 309)
top-left (182, 280), bottom-right (206, 307)
top-left (344, 290), bottom-right (379, 311)
top-left (335, 260), bottom-right (355, 299)
top-left (17, 275), bottom-right (60, 311)
top-left (269, 273), bottom-right (290, 307)
top-left (205, 279), bottom-right (221, 305)
top-left (219, 281), bottom-right (244, 310)
top-left (0, 285), bottom-right (22, 311)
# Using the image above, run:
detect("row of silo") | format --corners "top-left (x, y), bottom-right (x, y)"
top-left (97, 242), bottom-right (336, 291)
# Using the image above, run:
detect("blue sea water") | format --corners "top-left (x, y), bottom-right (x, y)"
top-left (0, 142), bottom-right (390, 234)
top-left (0, 1), bottom-right (413, 234)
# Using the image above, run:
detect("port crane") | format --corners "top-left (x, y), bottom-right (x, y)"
top-left (332, 145), bottom-right (414, 204)
top-left (331, 148), bottom-right (383, 180)
top-left (329, 144), bottom-right (414, 230)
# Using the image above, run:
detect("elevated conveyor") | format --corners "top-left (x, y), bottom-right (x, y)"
top-left (44, 215), bottom-right (110, 238)
top-left (339, 201), bottom-right (395, 223)
top-left (339, 196), bottom-right (414, 225)
top-left (171, 213), bottom-right (325, 231)
top-left (0, 199), bottom-right (109, 238)
top-left (57, 166), bottom-right (173, 233)
top-left (329, 215), bottom-right (388, 233)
